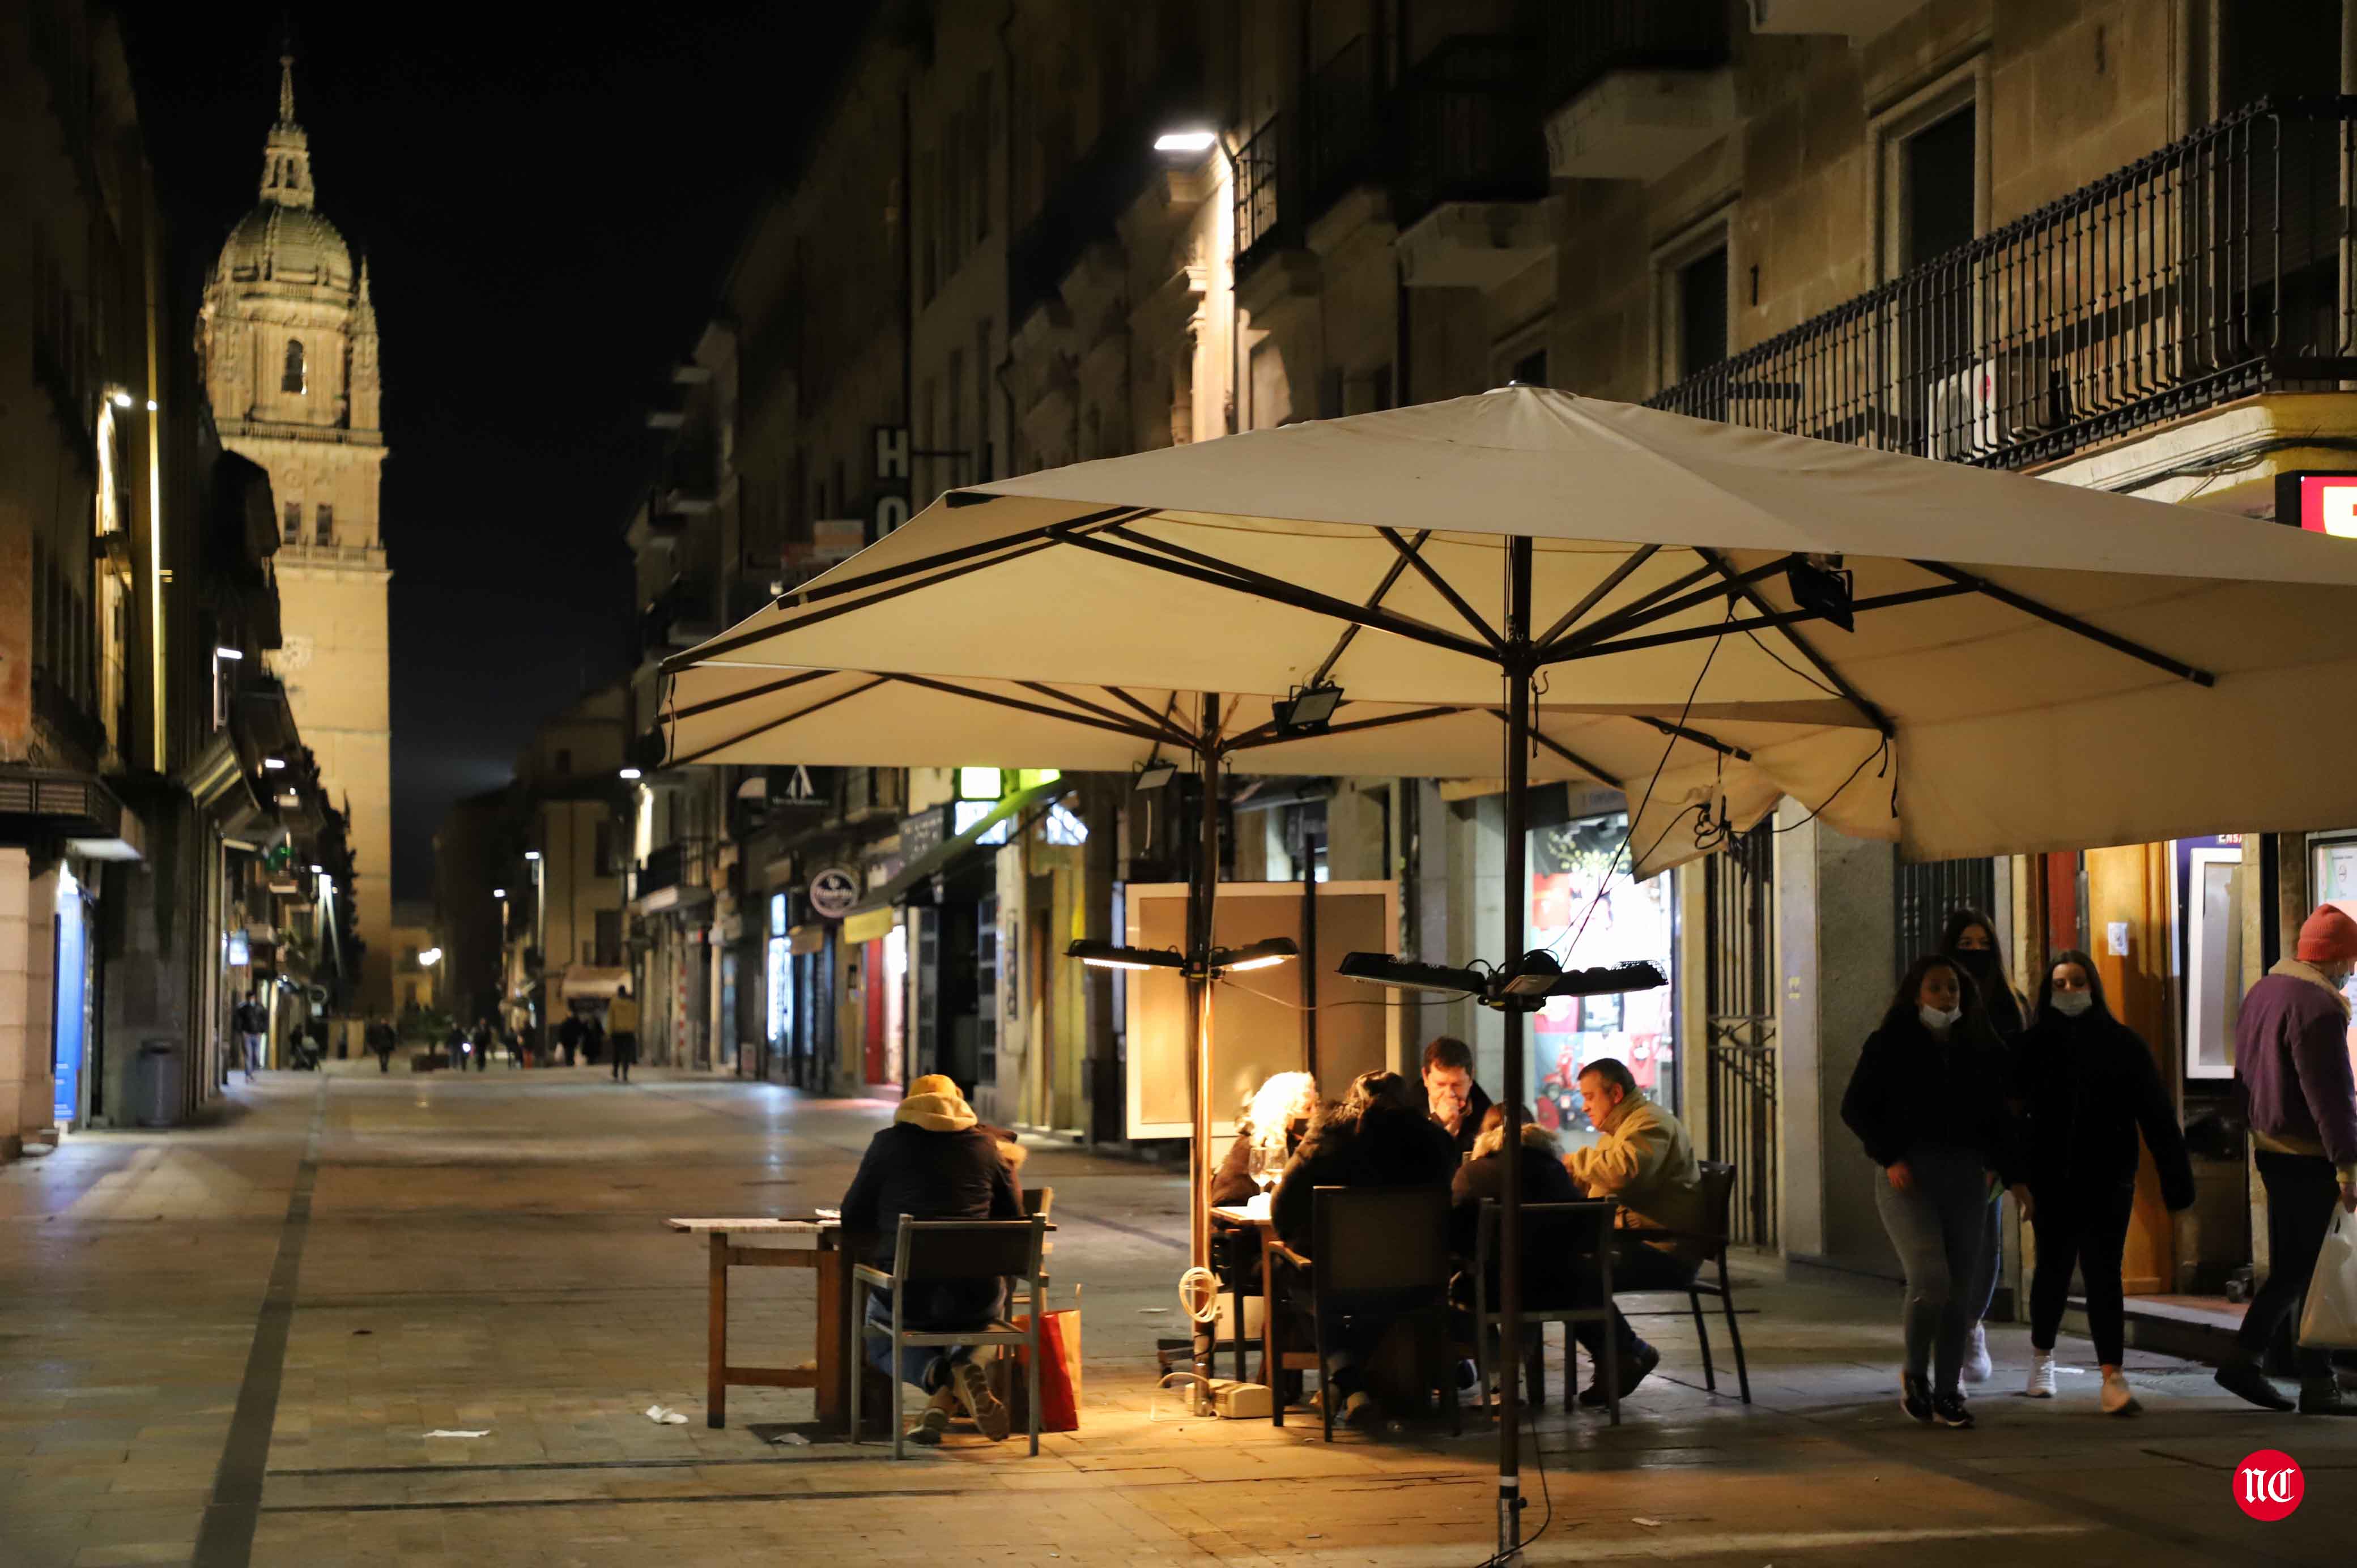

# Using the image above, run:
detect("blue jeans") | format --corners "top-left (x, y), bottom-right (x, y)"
top-left (862, 1282), bottom-right (1001, 1390)
top-left (1872, 1144), bottom-right (1996, 1395)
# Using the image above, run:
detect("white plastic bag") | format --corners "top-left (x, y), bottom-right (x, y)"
top-left (2298, 1211), bottom-right (2357, 1349)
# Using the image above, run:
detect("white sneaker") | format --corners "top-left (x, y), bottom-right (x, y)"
top-left (2026, 1353), bottom-right (2057, 1399)
top-left (1962, 1324), bottom-right (1993, 1384)
top-left (2100, 1369), bottom-right (2140, 1416)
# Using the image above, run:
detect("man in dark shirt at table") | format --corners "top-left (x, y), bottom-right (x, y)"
top-left (1423, 1036), bottom-right (1493, 1162)
top-left (840, 1075), bottom-right (1024, 1445)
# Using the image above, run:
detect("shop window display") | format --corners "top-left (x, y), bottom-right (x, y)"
top-left (1529, 812), bottom-right (1677, 1132)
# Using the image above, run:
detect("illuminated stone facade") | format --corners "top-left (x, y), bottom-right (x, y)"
top-left (198, 58), bottom-right (393, 1007)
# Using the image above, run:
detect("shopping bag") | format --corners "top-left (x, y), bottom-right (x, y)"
top-left (990, 1306), bottom-right (1082, 1431)
top-left (2298, 1211), bottom-right (2357, 1350)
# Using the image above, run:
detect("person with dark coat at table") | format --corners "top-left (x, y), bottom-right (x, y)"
top-left (1449, 1104), bottom-right (1592, 1399)
top-left (1939, 906), bottom-right (2028, 1386)
top-left (1422, 1036), bottom-right (1493, 1162)
top-left (839, 1074), bottom-right (1026, 1447)
top-left (2014, 950), bottom-right (2194, 1415)
top-left (2214, 905), bottom-right (2357, 1417)
top-left (1272, 1069), bottom-right (1458, 1427)
top-left (1842, 952), bottom-right (2031, 1431)
top-left (1209, 1071), bottom-right (1321, 1207)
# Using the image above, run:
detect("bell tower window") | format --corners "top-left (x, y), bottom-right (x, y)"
top-left (282, 339), bottom-right (307, 394)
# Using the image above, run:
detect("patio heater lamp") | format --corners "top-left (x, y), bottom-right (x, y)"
top-left (1338, 949), bottom-right (1665, 1012)
top-left (1067, 935), bottom-right (1296, 981)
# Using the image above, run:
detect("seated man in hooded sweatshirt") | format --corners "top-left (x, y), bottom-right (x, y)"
top-left (840, 1074), bottom-right (1026, 1445)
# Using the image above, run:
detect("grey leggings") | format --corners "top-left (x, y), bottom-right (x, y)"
top-left (1872, 1145), bottom-right (1998, 1396)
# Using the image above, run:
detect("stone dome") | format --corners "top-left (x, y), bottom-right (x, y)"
top-left (218, 203), bottom-right (354, 292)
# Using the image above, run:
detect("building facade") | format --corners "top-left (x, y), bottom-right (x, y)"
top-left (197, 57), bottom-right (395, 1010)
top-left (632, 0), bottom-right (2354, 1328)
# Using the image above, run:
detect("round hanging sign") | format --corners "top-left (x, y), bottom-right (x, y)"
top-left (807, 866), bottom-right (861, 921)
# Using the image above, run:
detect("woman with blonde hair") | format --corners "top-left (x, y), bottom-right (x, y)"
top-left (1210, 1070), bottom-right (1321, 1205)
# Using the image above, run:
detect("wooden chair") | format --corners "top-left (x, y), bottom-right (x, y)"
top-left (850, 1215), bottom-right (1048, 1459)
top-left (1614, 1161), bottom-right (1751, 1404)
top-left (1270, 1186), bottom-right (1458, 1442)
top-left (1470, 1199), bottom-right (1623, 1425)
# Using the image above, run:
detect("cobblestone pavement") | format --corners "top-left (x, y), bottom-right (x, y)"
top-left (1, 1063), bottom-right (2349, 1567)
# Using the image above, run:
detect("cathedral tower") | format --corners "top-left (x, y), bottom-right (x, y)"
top-left (198, 56), bottom-right (394, 1008)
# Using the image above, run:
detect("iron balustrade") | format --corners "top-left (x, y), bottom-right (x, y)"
top-left (1236, 33), bottom-right (1548, 270)
top-left (1649, 97), bottom-right (2357, 470)
top-left (1542, 0), bottom-right (1730, 114)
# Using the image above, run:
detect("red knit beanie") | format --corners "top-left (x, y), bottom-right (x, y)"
top-left (2296, 904), bottom-right (2357, 964)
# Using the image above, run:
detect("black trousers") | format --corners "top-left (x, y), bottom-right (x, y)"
top-left (2238, 1149), bottom-right (2341, 1378)
top-left (2028, 1179), bottom-right (2135, 1365)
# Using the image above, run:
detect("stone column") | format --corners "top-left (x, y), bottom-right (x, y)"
top-left (0, 848), bottom-right (33, 1160)
top-left (1775, 804), bottom-right (1897, 1273)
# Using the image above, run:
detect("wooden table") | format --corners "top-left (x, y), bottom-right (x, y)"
top-left (666, 1218), bottom-right (853, 1432)
top-left (1210, 1203), bottom-right (1316, 1425)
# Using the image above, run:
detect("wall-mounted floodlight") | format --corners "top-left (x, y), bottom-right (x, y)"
top-left (492, 888), bottom-right (508, 900)
top-left (619, 767), bottom-right (643, 781)
top-left (1155, 129), bottom-right (1219, 153)
top-left (263, 756), bottom-right (286, 770)
top-left (1270, 682), bottom-right (1343, 736)
top-left (215, 646), bottom-right (244, 661)
top-left (524, 850), bottom-right (541, 861)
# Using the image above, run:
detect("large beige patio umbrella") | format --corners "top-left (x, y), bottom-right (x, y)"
top-left (669, 386), bottom-right (2357, 1536)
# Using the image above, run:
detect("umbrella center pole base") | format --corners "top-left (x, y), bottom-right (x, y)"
top-left (1496, 1475), bottom-right (1524, 1561)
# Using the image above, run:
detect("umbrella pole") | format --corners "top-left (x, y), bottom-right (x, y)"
top-left (1497, 537), bottom-right (1534, 1561)
top-left (1189, 693), bottom-right (1223, 1390)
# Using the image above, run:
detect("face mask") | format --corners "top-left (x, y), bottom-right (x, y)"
top-left (1918, 1004), bottom-right (1962, 1034)
top-left (2050, 990), bottom-right (2094, 1019)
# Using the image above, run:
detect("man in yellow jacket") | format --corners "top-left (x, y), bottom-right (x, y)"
top-left (1560, 1056), bottom-right (1708, 1405)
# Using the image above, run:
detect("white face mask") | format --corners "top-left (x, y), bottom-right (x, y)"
top-left (2050, 990), bottom-right (2094, 1019)
top-left (1918, 1003), bottom-right (1962, 1034)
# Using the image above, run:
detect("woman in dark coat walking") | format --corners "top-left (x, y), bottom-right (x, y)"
top-left (1842, 953), bottom-right (2031, 1430)
top-left (1939, 906), bottom-right (2028, 1386)
top-left (2014, 950), bottom-right (2194, 1414)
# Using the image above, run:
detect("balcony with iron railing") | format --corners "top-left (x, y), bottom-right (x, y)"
top-left (1236, 33), bottom-right (1550, 272)
top-left (1647, 98), bottom-right (2357, 472)
top-left (1541, 0), bottom-right (1730, 112)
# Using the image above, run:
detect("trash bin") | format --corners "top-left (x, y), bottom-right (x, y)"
top-left (138, 1039), bottom-right (184, 1128)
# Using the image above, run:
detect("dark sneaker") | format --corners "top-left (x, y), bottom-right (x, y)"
top-left (908, 1401), bottom-right (952, 1446)
top-left (1932, 1391), bottom-right (1974, 1429)
top-left (2215, 1359), bottom-right (2296, 1412)
top-left (1578, 1341), bottom-right (1662, 1408)
top-left (949, 1360), bottom-right (1011, 1441)
top-left (1900, 1373), bottom-right (1934, 1425)
top-left (2300, 1378), bottom-right (2357, 1416)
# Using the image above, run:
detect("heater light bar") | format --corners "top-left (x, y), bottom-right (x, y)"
top-left (1066, 939), bottom-right (1185, 972)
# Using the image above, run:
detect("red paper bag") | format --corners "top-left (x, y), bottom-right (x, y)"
top-left (998, 1309), bottom-right (1081, 1432)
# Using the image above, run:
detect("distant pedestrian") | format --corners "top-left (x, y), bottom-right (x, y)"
top-left (610, 1028), bottom-right (637, 1083)
top-left (2214, 905), bottom-right (2357, 1417)
top-left (558, 1013), bottom-right (582, 1068)
top-left (235, 991), bottom-right (268, 1081)
top-left (2014, 951), bottom-right (2193, 1414)
top-left (470, 1018), bottom-right (494, 1072)
top-left (1939, 907), bottom-right (2027, 1386)
top-left (444, 1020), bottom-right (468, 1071)
top-left (368, 1017), bottom-right (397, 1073)
top-left (1842, 953), bottom-right (2031, 1430)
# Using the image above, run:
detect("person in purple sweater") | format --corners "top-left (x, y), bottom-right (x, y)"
top-left (2215, 905), bottom-right (2357, 1416)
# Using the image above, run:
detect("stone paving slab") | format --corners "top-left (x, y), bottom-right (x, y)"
top-left (3, 1064), bottom-right (2353, 1566)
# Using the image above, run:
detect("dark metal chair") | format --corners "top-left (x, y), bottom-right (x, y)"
top-left (1614, 1160), bottom-right (1751, 1404)
top-left (850, 1215), bottom-right (1048, 1459)
top-left (1470, 1198), bottom-right (1623, 1424)
top-left (1271, 1186), bottom-right (1460, 1442)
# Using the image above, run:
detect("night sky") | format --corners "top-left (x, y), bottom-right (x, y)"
top-left (120, 5), bottom-right (864, 897)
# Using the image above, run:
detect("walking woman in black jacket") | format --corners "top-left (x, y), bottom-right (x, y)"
top-left (1939, 906), bottom-right (2028, 1386)
top-left (1841, 953), bottom-right (2032, 1429)
top-left (2014, 951), bottom-right (2194, 1416)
